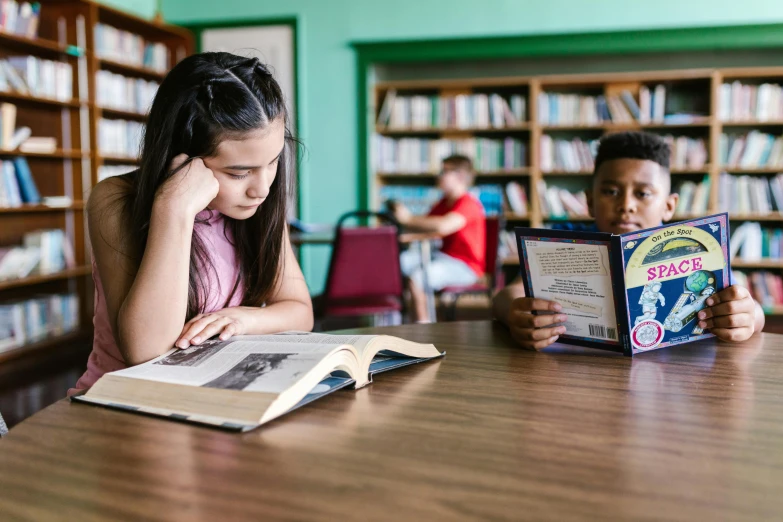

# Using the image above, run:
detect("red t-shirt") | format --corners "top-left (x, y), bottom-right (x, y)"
top-left (428, 193), bottom-right (486, 276)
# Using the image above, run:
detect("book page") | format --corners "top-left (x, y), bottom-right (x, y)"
top-left (523, 240), bottom-right (619, 342)
top-left (110, 332), bottom-right (372, 394)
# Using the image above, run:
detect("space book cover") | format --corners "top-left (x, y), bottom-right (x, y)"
top-left (514, 213), bottom-right (731, 356)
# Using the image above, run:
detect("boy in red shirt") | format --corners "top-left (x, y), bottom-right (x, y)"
top-left (392, 155), bottom-right (486, 322)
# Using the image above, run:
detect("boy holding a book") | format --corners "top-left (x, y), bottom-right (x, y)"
top-left (493, 131), bottom-right (764, 349)
top-left (390, 154), bottom-right (486, 323)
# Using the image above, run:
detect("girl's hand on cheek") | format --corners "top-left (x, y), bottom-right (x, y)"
top-left (155, 154), bottom-right (220, 218)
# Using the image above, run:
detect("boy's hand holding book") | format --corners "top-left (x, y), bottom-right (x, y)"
top-left (698, 285), bottom-right (758, 342)
top-left (507, 297), bottom-right (568, 350)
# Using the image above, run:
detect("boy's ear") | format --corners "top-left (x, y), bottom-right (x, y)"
top-left (663, 192), bottom-right (679, 222)
top-left (586, 187), bottom-right (594, 217)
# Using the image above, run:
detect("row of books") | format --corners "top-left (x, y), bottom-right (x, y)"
top-left (733, 271), bottom-right (783, 309)
top-left (0, 229), bottom-right (75, 281)
top-left (0, 56), bottom-right (73, 101)
top-left (499, 230), bottom-right (519, 260)
top-left (0, 1), bottom-right (39, 39)
top-left (0, 102), bottom-right (55, 152)
top-left (719, 82), bottom-right (783, 122)
top-left (95, 24), bottom-right (169, 73)
top-left (674, 177), bottom-right (710, 214)
top-left (537, 86), bottom-right (671, 125)
top-left (730, 222), bottom-right (783, 261)
top-left (377, 90), bottom-right (527, 129)
top-left (372, 135), bottom-right (527, 173)
top-left (98, 164), bottom-right (136, 182)
top-left (0, 293), bottom-right (79, 353)
top-left (718, 173), bottom-right (783, 214)
top-left (539, 135), bottom-right (598, 173)
top-left (505, 181), bottom-right (528, 215)
top-left (665, 136), bottom-right (708, 170)
top-left (98, 118), bottom-right (142, 158)
top-left (0, 156), bottom-right (38, 207)
top-left (378, 185), bottom-right (504, 216)
top-left (536, 180), bottom-right (589, 218)
top-left (720, 131), bottom-right (783, 169)
top-left (96, 70), bottom-right (158, 114)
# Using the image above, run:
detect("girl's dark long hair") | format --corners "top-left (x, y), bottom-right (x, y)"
top-left (126, 52), bottom-right (294, 320)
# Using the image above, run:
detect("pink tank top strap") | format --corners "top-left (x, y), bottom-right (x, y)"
top-left (69, 210), bottom-right (243, 394)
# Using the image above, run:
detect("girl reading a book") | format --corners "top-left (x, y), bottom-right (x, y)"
top-left (70, 52), bottom-right (313, 393)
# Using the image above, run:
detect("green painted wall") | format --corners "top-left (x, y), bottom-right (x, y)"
top-left (158, 1), bottom-right (783, 293)
top-left (98, 0), bottom-right (157, 19)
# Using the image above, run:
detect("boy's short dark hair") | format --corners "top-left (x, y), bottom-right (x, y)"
top-left (594, 131), bottom-right (671, 173)
top-left (441, 154), bottom-right (475, 174)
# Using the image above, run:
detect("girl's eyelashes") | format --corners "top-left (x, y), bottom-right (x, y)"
top-left (226, 171), bottom-right (250, 180)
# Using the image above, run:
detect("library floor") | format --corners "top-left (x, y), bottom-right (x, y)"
top-left (3, 299), bottom-right (781, 430)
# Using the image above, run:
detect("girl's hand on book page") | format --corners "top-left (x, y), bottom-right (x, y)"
top-left (155, 154), bottom-right (220, 218)
top-left (507, 297), bottom-right (568, 350)
top-left (697, 285), bottom-right (756, 342)
top-left (175, 307), bottom-right (249, 349)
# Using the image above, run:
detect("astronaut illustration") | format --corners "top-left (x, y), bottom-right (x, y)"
top-left (663, 286), bottom-right (716, 333)
top-left (635, 282), bottom-right (665, 326)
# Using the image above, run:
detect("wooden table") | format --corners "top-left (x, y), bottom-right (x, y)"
top-left (2, 321), bottom-right (783, 520)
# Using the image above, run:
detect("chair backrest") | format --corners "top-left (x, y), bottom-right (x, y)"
top-left (324, 211), bottom-right (403, 300)
top-left (484, 216), bottom-right (504, 290)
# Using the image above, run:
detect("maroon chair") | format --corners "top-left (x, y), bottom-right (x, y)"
top-left (439, 216), bottom-right (504, 321)
top-left (320, 211), bottom-right (405, 325)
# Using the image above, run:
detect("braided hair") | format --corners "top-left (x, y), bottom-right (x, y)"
top-left (126, 52), bottom-right (295, 319)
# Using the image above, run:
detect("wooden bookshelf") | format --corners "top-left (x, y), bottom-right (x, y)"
top-left (0, 29), bottom-right (75, 56)
top-left (0, 329), bottom-right (91, 365)
top-left (0, 90), bottom-right (84, 108)
top-left (370, 66), bottom-right (783, 314)
top-left (0, 1), bottom-right (192, 363)
top-left (97, 58), bottom-right (167, 81)
top-left (87, 1), bottom-right (193, 186)
top-left (378, 168), bottom-right (531, 179)
top-left (0, 202), bottom-right (85, 213)
top-left (732, 260), bottom-right (783, 269)
top-left (97, 107), bottom-right (148, 120)
top-left (0, 148), bottom-right (86, 159)
top-left (97, 154), bottom-right (139, 163)
top-left (0, 265), bottom-right (92, 292)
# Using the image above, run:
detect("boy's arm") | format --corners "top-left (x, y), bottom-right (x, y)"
top-left (698, 285), bottom-right (764, 342)
top-left (492, 278), bottom-right (526, 326)
top-left (393, 202), bottom-right (466, 236)
top-left (399, 212), bottom-right (466, 235)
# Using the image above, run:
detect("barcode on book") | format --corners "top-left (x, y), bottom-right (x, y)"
top-left (589, 324), bottom-right (617, 340)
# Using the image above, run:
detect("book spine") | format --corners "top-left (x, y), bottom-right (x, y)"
top-left (610, 235), bottom-right (633, 356)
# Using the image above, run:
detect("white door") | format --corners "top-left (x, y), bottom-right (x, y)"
top-left (200, 25), bottom-right (297, 215)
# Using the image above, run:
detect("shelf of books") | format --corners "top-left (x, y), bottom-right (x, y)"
top-left (89, 2), bottom-right (192, 185)
top-left (0, 1), bottom-right (192, 363)
top-left (371, 67), bottom-right (783, 316)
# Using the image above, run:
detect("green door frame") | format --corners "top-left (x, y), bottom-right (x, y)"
top-left (352, 22), bottom-right (783, 211)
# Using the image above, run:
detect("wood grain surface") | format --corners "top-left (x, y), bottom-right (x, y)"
top-left (1, 320), bottom-right (782, 521)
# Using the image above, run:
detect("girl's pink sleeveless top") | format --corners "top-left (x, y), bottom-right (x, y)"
top-left (69, 210), bottom-right (243, 394)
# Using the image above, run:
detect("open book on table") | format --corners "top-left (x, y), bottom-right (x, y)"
top-left (515, 213), bottom-right (731, 355)
top-left (72, 332), bottom-right (443, 431)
